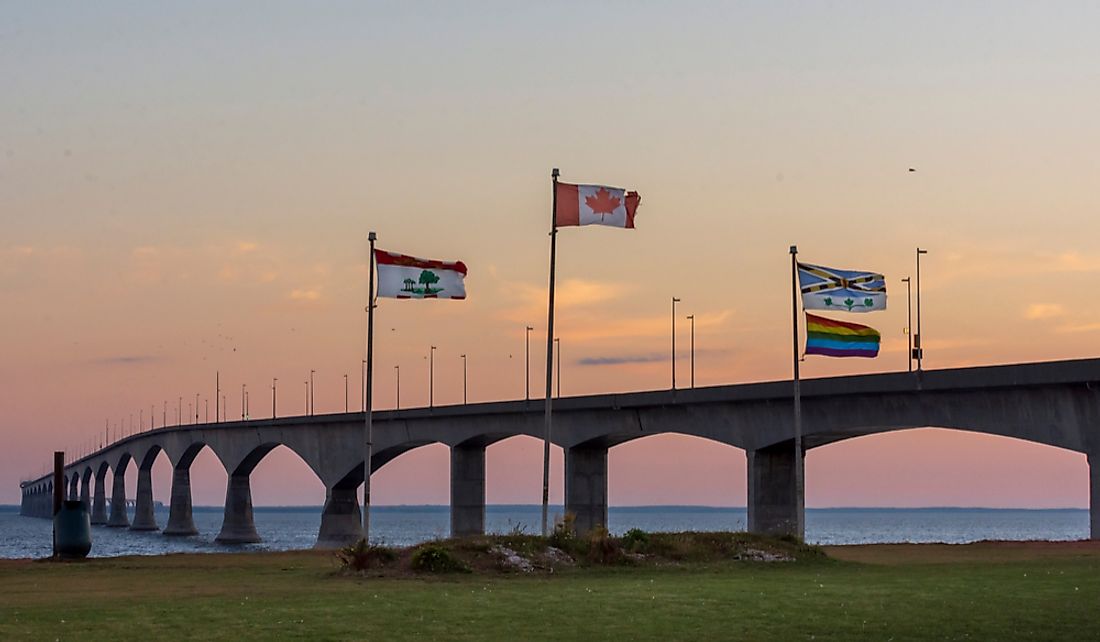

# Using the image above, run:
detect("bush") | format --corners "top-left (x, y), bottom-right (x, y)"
top-left (411, 544), bottom-right (470, 574)
top-left (548, 512), bottom-right (576, 550)
top-left (336, 539), bottom-right (396, 572)
top-left (621, 528), bottom-right (650, 552)
top-left (586, 525), bottom-right (622, 565)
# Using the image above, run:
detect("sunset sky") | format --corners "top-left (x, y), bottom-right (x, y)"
top-left (3, 2), bottom-right (1099, 508)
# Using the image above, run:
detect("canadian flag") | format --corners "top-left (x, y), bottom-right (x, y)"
top-left (555, 182), bottom-right (641, 229)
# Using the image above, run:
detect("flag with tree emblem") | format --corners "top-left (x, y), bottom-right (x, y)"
top-left (555, 182), bottom-right (641, 229)
top-left (798, 262), bottom-right (886, 312)
top-left (375, 250), bottom-right (467, 299)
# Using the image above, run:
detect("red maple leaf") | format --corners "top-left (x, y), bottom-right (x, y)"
top-left (584, 187), bottom-right (621, 220)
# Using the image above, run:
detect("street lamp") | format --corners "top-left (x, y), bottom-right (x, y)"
top-left (241, 384), bottom-right (246, 420)
top-left (195, 393), bottom-right (199, 424)
top-left (394, 365), bottom-right (401, 410)
top-left (916, 248), bottom-right (928, 371)
top-left (902, 277), bottom-right (913, 372)
top-left (304, 381), bottom-right (309, 414)
top-left (429, 346), bottom-right (437, 408)
top-left (310, 370), bottom-right (315, 415)
top-left (525, 325), bottom-right (533, 401)
top-left (272, 378), bottom-right (278, 418)
top-left (671, 297), bottom-right (681, 390)
top-left (343, 373), bottom-right (349, 413)
top-left (554, 337), bottom-right (561, 399)
top-left (460, 354), bottom-right (468, 404)
top-left (686, 314), bottom-right (695, 388)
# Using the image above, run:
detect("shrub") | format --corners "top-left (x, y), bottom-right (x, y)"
top-left (620, 528), bottom-right (650, 552)
top-left (411, 544), bottom-right (470, 574)
top-left (336, 539), bottom-right (396, 572)
top-left (548, 512), bottom-right (576, 550)
top-left (586, 525), bottom-right (622, 565)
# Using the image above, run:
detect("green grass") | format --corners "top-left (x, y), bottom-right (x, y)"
top-left (2, 542), bottom-right (1100, 640)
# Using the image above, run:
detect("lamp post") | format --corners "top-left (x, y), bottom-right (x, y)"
top-left (902, 277), bottom-right (913, 372)
top-left (272, 378), bottom-right (278, 418)
top-left (525, 325), bottom-right (533, 402)
top-left (304, 381), bottom-right (308, 414)
top-left (178, 397), bottom-right (182, 425)
top-left (671, 297), bottom-right (681, 389)
top-left (554, 337), bottom-right (561, 398)
top-left (686, 314), bottom-right (695, 388)
top-left (460, 354), bottom-right (468, 404)
top-left (204, 399), bottom-right (208, 423)
top-left (310, 370), bottom-right (315, 415)
top-left (429, 346), bottom-right (436, 408)
top-left (394, 365), bottom-right (400, 410)
top-left (195, 393), bottom-right (200, 424)
top-left (241, 384), bottom-right (246, 420)
top-left (343, 373), bottom-right (349, 413)
top-left (916, 248), bottom-right (928, 371)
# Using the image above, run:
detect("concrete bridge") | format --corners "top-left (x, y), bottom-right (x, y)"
top-left (19, 358), bottom-right (1100, 546)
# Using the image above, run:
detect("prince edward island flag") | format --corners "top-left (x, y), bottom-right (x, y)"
top-left (798, 262), bottom-right (886, 313)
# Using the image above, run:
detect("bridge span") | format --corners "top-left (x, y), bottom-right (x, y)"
top-left (19, 358), bottom-right (1100, 546)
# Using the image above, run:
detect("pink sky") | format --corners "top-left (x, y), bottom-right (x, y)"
top-left (3, 3), bottom-right (1099, 507)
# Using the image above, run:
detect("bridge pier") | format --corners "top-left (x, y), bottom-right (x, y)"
top-left (316, 485), bottom-right (362, 548)
top-left (450, 444), bottom-right (486, 537)
top-left (107, 471), bottom-right (130, 527)
top-left (79, 474), bottom-right (91, 508)
top-left (565, 444), bottom-right (608, 535)
top-left (747, 442), bottom-right (804, 538)
top-left (69, 474), bottom-right (78, 500)
top-left (1090, 453), bottom-right (1099, 541)
top-left (216, 473), bottom-right (261, 544)
top-left (130, 467), bottom-right (159, 531)
top-left (164, 467), bottom-right (198, 536)
top-left (91, 471), bottom-right (108, 525)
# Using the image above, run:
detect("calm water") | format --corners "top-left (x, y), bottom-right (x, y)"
top-left (0, 504), bottom-right (1088, 559)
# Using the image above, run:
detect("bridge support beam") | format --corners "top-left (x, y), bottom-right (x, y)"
top-left (91, 473), bottom-right (108, 525)
top-left (315, 486), bottom-right (362, 548)
top-left (130, 467), bottom-right (159, 531)
top-left (450, 444), bottom-right (486, 537)
top-left (107, 471), bottom-right (130, 527)
top-left (565, 445), bottom-right (608, 536)
top-left (79, 475), bottom-right (91, 508)
top-left (164, 467), bottom-right (198, 536)
top-left (747, 442), bottom-right (804, 538)
top-left (216, 473), bottom-right (261, 544)
top-left (1090, 453), bottom-right (1099, 541)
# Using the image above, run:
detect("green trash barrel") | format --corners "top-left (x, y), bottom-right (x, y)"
top-left (54, 500), bottom-right (92, 559)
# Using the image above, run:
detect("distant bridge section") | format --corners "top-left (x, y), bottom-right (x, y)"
top-left (20, 358), bottom-right (1100, 545)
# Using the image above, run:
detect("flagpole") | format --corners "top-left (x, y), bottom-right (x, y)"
top-left (541, 168), bottom-right (559, 537)
top-left (789, 245), bottom-right (805, 540)
top-left (363, 231), bottom-right (377, 542)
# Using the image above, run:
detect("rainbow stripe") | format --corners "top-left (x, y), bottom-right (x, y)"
top-left (805, 313), bottom-right (880, 358)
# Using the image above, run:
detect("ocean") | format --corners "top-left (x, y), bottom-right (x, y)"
top-left (0, 504), bottom-right (1088, 559)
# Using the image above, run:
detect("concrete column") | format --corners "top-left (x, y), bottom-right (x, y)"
top-left (91, 473), bottom-right (108, 525)
top-left (747, 442), bottom-right (804, 537)
top-left (107, 471), bottom-right (130, 527)
top-left (315, 486), bottom-right (362, 548)
top-left (450, 444), bottom-right (486, 537)
top-left (1090, 453), bottom-right (1099, 541)
top-left (69, 475), bottom-right (79, 500)
top-left (80, 475), bottom-right (91, 508)
top-left (215, 473), bottom-right (261, 543)
top-left (565, 444), bottom-right (608, 536)
top-left (130, 467), bottom-right (159, 531)
top-left (164, 467), bottom-right (198, 536)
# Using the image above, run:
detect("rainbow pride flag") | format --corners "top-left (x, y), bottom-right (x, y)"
top-left (805, 313), bottom-right (880, 358)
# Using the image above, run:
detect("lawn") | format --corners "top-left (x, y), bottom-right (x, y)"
top-left (2, 541), bottom-right (1099, 640)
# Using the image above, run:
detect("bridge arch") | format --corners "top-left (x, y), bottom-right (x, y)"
top-left (805, 427), bottom-right (1089, 511)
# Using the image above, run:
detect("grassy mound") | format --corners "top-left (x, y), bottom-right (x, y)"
top-left (336, 528), bottom-right (824, 577)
